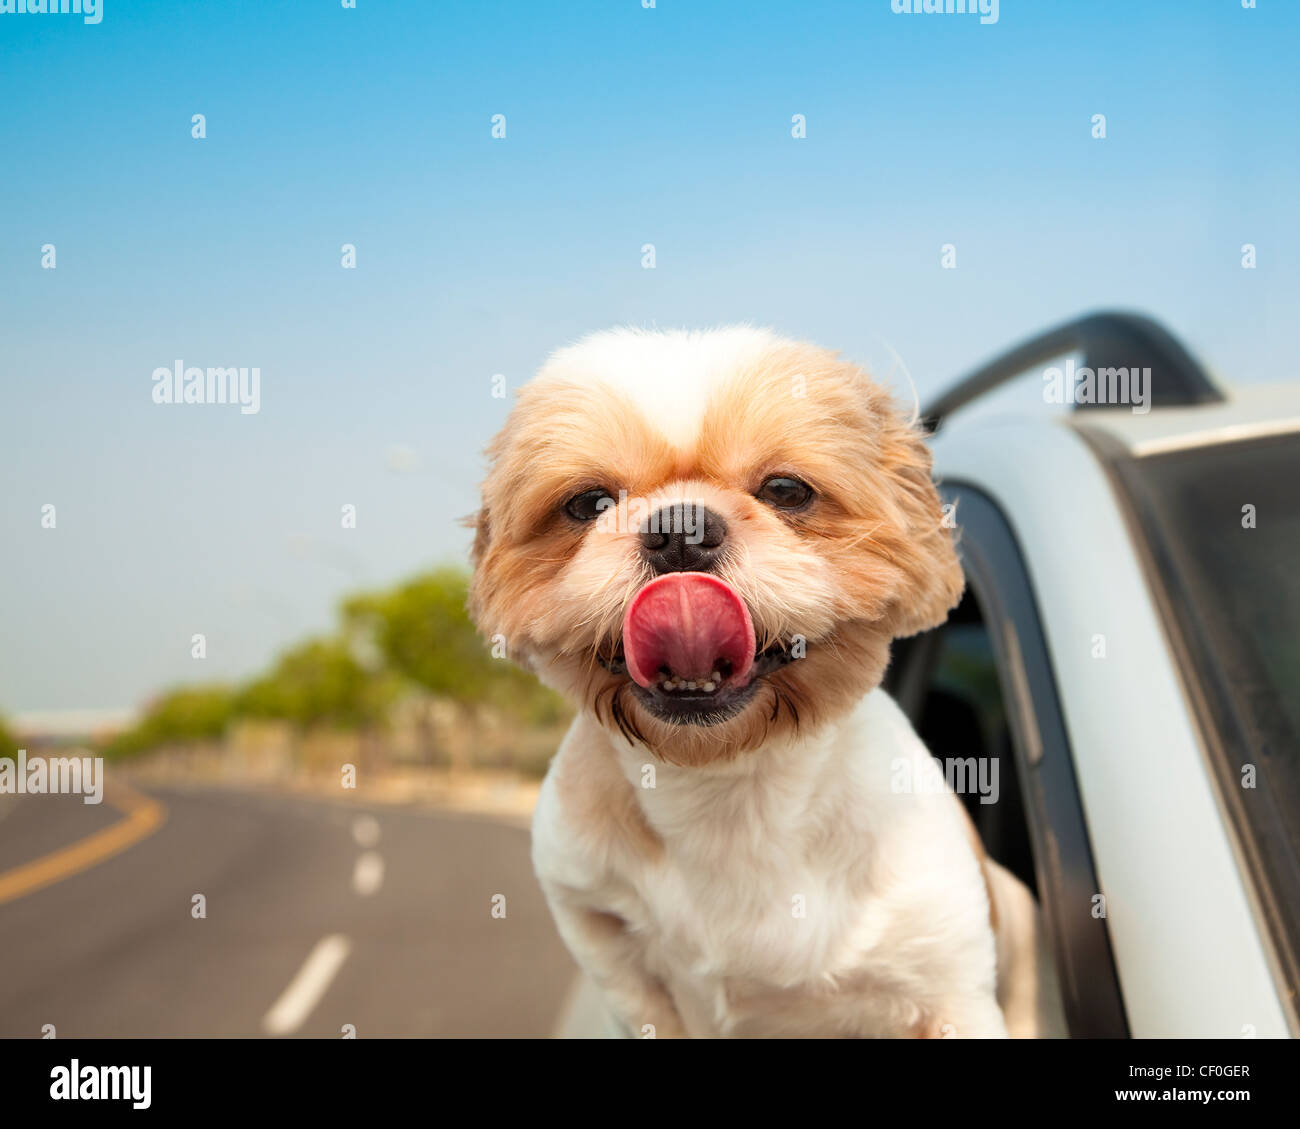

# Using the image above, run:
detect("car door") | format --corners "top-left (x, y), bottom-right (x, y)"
top-left (885, 484), bottom-right (1129, 1037)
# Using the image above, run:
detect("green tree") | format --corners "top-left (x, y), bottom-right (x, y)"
top-left (344, 567), bottom-right (567, 762)
top-left (106, 685), bottom-right (236, 758)
top-left (101, 567), bottom-right (567, 765)
top-left (236, 637), bottom-right (396, 730)
top-left (0, 713), bottom-right (18, 758)
top-left (343, 568), bottom-right (496, 702)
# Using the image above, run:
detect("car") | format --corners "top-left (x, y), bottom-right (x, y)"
top-left (554, 312), bottom-right (1299, 1038)
top-left (901, 311), bottom-right (1298, 1038)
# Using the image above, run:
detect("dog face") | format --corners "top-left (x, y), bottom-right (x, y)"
top-left (469, 327), bottom-right (962, 767)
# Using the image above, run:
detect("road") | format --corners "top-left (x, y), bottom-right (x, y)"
top-left (0, 780), bottom-right (576, 1037)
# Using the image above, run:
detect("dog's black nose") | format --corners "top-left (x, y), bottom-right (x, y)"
top-left (639, 504), bottom-right (727, 573)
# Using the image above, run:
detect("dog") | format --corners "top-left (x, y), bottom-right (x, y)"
top-left (469, 326), bottom-right (1061, 1037)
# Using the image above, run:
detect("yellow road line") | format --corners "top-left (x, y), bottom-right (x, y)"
top-left (0, 780), bottom-right (167, 906)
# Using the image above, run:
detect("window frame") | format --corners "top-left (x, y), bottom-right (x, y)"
top-left (890, 484), bottom-right (1129, 1037)
top-left (1074, 427), bottom-right (1300, 1029)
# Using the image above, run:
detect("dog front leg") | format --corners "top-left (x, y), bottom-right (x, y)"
top-left (546, 889), bottom-right (688, 1038)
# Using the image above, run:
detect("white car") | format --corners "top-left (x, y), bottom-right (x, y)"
top-left (909, 311), bottom-right (1298, 1037)
top-left (556, 312), bottom-right (1298, 1038)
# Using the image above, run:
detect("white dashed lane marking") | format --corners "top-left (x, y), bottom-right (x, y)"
top-left (262, 934), bottom-right (352, 1035)
top-left (351, 815), bottom-right (380, 848)
top-left (352, 851), bottom-right (384, 896)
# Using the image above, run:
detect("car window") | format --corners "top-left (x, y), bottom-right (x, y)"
top-left (909, 593), bottom-right (1036, 897)
top-left (886, 485), bottom-right (1129, 1036)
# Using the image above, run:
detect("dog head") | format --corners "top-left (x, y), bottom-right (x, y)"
top-left (469, 327), bottom-right (962, 766)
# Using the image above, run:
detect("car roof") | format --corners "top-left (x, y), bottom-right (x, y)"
top-left (923, 312), bottom-right (1300, 459)
top-left (1063, 381), bottom-right (1300, 458)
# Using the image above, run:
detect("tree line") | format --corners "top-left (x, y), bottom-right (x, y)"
top-left (101, 566), bottom-right (568, 758)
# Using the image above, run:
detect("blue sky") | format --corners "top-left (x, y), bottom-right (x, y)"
top-left (2, 0), bottom-right (1297, 712)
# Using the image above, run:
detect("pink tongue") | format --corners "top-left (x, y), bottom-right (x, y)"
top-left (622, 573), bottom-right (756, 689)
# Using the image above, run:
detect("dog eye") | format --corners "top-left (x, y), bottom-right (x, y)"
top-left (564, 488), bottom-right (614, 522)
top-left (756, 476), bottom-right (813, 510)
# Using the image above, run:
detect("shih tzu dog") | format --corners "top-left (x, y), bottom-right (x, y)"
top-left (469, 327), bottom-right (1057, 1037)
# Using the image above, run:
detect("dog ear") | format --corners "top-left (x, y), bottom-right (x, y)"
top-left (467, 506), bottom-right (491, 566)
top-left (878, 421), bottom-right (964, 639)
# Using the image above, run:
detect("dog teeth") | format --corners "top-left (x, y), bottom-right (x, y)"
top-left (657, 676), bottom-right (722, 694)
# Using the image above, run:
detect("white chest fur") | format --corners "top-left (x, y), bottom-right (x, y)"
top-left (533, 689), bottom-right (1002, 1037)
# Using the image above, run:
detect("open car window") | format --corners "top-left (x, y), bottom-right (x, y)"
top-left (886, 486), bottom-right (1129, 1037)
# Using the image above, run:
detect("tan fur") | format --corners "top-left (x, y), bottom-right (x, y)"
top-left (471, 327), bottom-right (1044, 1038)
top-left (469, 335), bottom-right (963, 769)
top-left (958, 803), bottom-right (999, 933)
top-left (555, 726), bottom-right (664, 861)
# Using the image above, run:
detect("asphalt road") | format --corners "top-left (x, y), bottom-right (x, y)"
top-left (0, 782), bottom-right (575, 1037)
